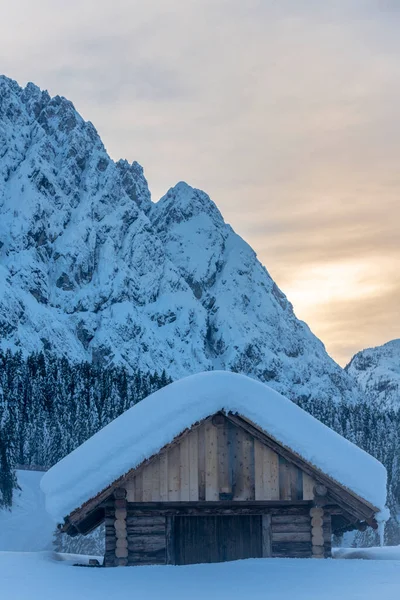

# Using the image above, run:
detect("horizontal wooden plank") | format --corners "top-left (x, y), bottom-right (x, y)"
top-left (129, 549), bottom-right (166, 560)
top-left (126, 516), bottom-right (166, 526)
top-left (128, 539), bottom-right (165, 549)
top-left (272, 551), bottom-right (311, 558)
top-left (126, 507), bottom-right (311, 517)
top-left (272, 532), bottom-right (311, 542)
top-left (128, 542), bottom-right (166, 553)
top-left (128, 529), bottom-right (166, 537)
top-left (127, 530), bottom-right (166, 536)
top-left (127, 523), bottom-right (164, 529)
top-left (127, 525), bottom-right (166, 532)
top-left (126, 501), bottom-right (311, 515)
top-left (127, 500), bottom-right (311, 509)
top-left (127, 522), bottom-right (166, 530)
top-left (127, 531), bottom-right (166, 539)
top-left (128, 557), bottom-right (165, 565)
top-left (271, 523), bottom-right (311, 533)
top-left (271, 515), bottom-right (310, 524)
top-left (272, 541), bottom-right (312, 558)
top-left (128, 537), bottom-right (166, 548)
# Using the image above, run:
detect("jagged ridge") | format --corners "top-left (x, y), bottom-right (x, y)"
top-left (346, 340), bottom-right (400, 409)
top-left (0, 75), bottom-right (364, 404)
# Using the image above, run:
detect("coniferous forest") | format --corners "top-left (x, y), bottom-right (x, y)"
top-left (0, 349), bottom-right (398, 545)
top-left (0, 350), bottom-right (171, 507)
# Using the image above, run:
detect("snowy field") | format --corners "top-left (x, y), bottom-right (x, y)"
top-left (0, 470), bottom-right (55, 551)
top-left (1, 470), bottom-right (400, 599)
top-left (1, 551), bottom-right (400, 600)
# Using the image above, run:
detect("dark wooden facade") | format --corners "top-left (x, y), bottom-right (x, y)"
top-left (63, 412), bottom-right (378, 566)
top-left (102, 500), bottom-right (333, 566)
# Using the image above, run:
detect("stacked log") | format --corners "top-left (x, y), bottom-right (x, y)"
top-left (271, 513), bottom-right (312, 558)
top-left (310, 506), bottom-right (325, 558)
top-left (104, 505), bottom-right (116, 567)
top-left (127, 515), bottom-right (167, 565)
top-left (114, 488), bottom-right (128, 566)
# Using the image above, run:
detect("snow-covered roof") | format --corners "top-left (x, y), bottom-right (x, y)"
top-left (41, 371), bottom-right (387, 521)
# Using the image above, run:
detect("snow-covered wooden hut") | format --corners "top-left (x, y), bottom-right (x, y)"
top-left (41, 372), bottom-right (387, 566)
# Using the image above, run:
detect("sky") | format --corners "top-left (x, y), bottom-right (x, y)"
top-left (1, 0), bottom-right (399, 366)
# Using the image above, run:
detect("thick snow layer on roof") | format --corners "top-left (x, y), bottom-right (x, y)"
top-left (41, 371), bottom-right (387, 521)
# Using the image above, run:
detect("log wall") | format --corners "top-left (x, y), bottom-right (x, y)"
top-left (127, 515), bottom-right (167, 566)
top-left (104, 505), bottom-right (116, 567)
top-left (271, 514), bottom-right (312, 558)
top-left (105, 501), bottom-right (332, 565)
top-left (124, 417), bottom-right (317, 504)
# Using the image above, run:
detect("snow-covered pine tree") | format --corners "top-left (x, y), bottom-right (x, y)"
top-left (0, 420), bottom-right (17, 508)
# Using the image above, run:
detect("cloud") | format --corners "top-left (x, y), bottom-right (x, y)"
top-left (1, 1), bottom-right (399, 364)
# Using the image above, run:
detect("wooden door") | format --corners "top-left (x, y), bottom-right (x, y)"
top-left (173, 515), bottom-right (263, 565)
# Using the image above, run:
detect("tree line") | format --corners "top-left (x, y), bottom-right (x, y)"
top-left (0, 350), bottom-right (170, 508)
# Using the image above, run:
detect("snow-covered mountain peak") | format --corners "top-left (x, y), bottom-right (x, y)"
top-left (346, 339), bottom-right (400, 409)
top-left (116, 159), bottom-right (152, 212)
top-left (0, 75), bottom-right (367, 405)
top-left (154, 181), bottom-right (225, 226)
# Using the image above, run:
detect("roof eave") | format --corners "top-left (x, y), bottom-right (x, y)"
top-left (61, 410), bottom-right (381, 531)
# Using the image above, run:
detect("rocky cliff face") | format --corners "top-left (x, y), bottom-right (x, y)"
top-left (0, 75), bottom-right (363, 404)
top-left (346, 340), bottom-right (400, 409)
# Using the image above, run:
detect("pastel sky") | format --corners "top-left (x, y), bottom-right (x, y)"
top-left (1, 0), bottom-right (399, 365)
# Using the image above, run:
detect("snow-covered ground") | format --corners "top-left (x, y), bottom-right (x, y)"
top-left (333, 546), bottom-right (400, 560)
top-left (2, 469), bottom-right (400, 599)
top-left (1, 551), bottom-right (400, 600)
top-left (0, 470), bottom-right (55, 551)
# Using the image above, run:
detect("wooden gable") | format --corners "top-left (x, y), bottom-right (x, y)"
top-left (124, 414), bottom-right (317, 504)
top-left (64, 410), bottom-right (378, 536)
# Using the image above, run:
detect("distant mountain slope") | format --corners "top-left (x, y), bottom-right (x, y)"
top-left (346, 340), bottom-right (400, 409)
top-left (0, 75), bottom-right (364, 404)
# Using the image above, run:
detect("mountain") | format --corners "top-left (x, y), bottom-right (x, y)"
top-left (346, 340), bottom-right (400, 409)
top-left (0, 75), bottom-right (362, 404)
